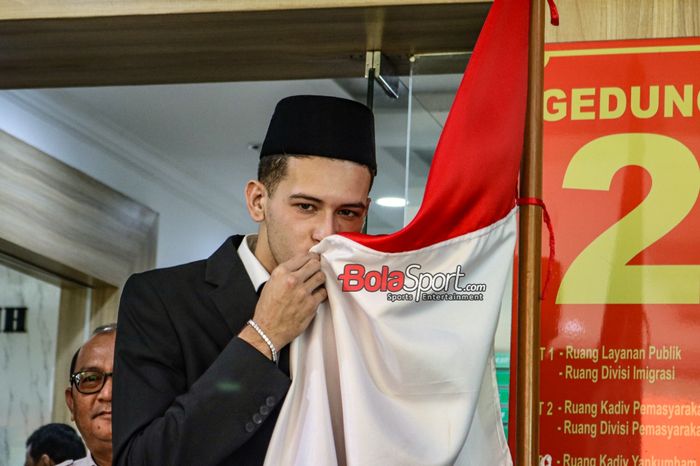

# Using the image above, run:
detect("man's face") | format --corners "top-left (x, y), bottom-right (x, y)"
top-left (64, 332), bottom-right (114, 455)
top-left (251, 156), bottom-right (371, 269)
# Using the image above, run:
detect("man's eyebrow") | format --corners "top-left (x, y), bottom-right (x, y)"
top-left (337, 202), bottom-right (367, 209)
top-left (289, 194), bottom-right (322, 203)
top-left (288, 194), bottom-right (366, 209)
top-left (76, 366), bottom-right (106, 373)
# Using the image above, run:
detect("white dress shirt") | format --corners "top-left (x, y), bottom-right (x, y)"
top-left (237, 234), bottom-right (270, 292)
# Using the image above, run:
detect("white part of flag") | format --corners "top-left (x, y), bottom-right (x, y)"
top-left (265, 207), bottom-right (516, 466)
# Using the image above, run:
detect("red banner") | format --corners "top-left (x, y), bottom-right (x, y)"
top-left (539, 37), bottom-right (700, 465)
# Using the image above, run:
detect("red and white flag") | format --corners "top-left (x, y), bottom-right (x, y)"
top-left (265, 1), bottom-right (529, 464)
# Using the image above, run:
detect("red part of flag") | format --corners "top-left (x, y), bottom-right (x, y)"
top-left (343, 0), bottom-right (530, 252)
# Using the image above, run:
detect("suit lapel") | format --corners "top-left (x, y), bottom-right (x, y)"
top-left (205, 235), bottom-right (259, 335)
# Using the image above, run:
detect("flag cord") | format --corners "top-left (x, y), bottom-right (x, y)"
top-left (546, 0), bottom-right (560, 26)
top-left (517, 197), bottom-right (555, 300)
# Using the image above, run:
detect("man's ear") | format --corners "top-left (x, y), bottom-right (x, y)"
top-left (245, 180), bottom-right (267, 223)
top-left (39, 453), bottom-right (55, 466)
top-left (64, 387), bottom-right (75, 421)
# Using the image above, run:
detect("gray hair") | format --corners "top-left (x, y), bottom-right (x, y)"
top-left (92, 322), bottom-right (117, 335)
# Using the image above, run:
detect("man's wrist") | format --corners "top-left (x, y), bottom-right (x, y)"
top-left (238, 326), bottom-right (274, 361)
top-left (246, 319), bottom-right (278, 363)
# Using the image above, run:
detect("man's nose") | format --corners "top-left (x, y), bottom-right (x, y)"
top-left (311, 212), bottom-right (337, 242)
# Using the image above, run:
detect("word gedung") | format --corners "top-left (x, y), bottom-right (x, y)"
top-left (337, 263), bottom-right (487, 302)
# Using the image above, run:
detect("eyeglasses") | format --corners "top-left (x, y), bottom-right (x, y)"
top-left (70, 371), bottom-right (113, 394)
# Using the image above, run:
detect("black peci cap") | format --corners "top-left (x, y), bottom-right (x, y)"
top-left (260, 95), bottom-right (376, 173)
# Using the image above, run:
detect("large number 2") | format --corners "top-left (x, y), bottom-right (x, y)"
top-left (556, 133), bottom-right (700, 305)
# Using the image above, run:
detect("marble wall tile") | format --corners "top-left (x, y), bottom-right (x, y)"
top-left (0, 262), bottom-right (62, 466)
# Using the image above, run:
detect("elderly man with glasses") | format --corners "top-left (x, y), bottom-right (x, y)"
top-left (62, 324), bottom-right (116, 466)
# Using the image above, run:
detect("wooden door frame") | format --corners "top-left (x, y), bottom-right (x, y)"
top-left (0, 129), bottom-right (158, 423)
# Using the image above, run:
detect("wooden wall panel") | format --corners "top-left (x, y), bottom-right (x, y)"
top-left (2, 1), bottom-right (697, 88)
top-left (0, 0), bottom-right (486, 20)
top-left (52, 284), bottom-right (89, 425)
top-left (0, 130), bottom-right (158, 288)
top-left (90, 287), bottom-right (121, 330)
top-left (546, 0), bottom-right (700, 43)
top-left (0, 3), bottom-right (490, 88)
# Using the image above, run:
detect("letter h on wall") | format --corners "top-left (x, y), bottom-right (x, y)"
top-left (1, 307), bottom-right (28, 333)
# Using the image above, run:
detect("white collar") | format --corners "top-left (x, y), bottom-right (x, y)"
top-left (237, 234), bottom-right (270, 292)
top-left (56, 450), bottom-right (98, 466)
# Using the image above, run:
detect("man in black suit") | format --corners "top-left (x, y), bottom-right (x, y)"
top-left (113, 95), bottom-right (376, 465)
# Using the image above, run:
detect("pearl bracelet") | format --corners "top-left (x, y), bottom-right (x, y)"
top-left (247, 319), bottom-right (278, 363)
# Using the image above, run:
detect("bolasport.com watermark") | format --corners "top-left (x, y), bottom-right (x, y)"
top-left (336, 263), bottom-right (487, 302)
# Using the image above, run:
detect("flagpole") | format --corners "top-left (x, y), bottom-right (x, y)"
top-left (516, 0), bottom-right (545, 465)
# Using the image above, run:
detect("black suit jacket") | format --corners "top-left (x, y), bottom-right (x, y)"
top-left (113, 235), bottom-right (291, 466)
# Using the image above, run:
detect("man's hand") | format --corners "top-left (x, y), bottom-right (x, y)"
top-left (239, 253), bottom-right (327, 359)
